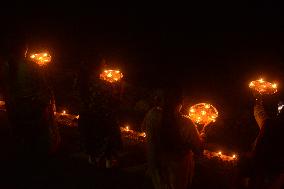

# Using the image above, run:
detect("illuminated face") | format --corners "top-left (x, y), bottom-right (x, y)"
top-left (100, 69), bottom-right (123, 83)
top-left (30, 52), bottom-right (51, 66)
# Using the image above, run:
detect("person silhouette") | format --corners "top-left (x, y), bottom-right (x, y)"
top-left (143, 86), bottom-right (205, 189)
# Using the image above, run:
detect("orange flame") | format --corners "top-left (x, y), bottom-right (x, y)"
top-left (100, 69), bottom-right (123, 83)
top-left (188, 103), bottom-right (218, 125)
top-left (30, 52), bottom-right (51, 66)
top-left (249, 78), bottom-right (278, 95)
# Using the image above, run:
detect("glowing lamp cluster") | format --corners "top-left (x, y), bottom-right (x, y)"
top-left (188, 103), bottom-right (218, 125)
top-left (0, 101), bottom-right (5, 106)
top-left (0, 100), bottom-right (5, 110)
top-left (30, 52), bottom-right (51, 66)
top-left (249, 78), bottom-right (277, 95)
top-left (100, 70), bottom-right (123, 83)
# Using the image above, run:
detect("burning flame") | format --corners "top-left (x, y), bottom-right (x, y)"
top-left (29, 52), bottom-right (51, 66)
top-left (188, 103), bottom-right (218, 125)
top-left (249, 78), bottom-right (278, 95)
top-left (107, 73), bottom-right (112, 78)
top-left (203, 150), bottom-right (238, 161)
top-left (100, 69), bottom-right (123, 83)
top-left (140, 132), bottom-right (146, 138)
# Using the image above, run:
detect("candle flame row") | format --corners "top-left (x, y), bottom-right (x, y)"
top-left (218, 151), bottom-right (237, 159)
top-left (204, 150), bottom-right (237, 161)
top-left (120, 125), bottom-right (146, 138)
top-left (50, 109), bottom-right (240, 161)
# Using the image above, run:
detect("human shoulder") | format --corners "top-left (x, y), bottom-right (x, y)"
top-left (144, 107), bottom-right (163, 121)
top-left (147, 106), bottom-right (163, 115)
top-left (180, 114), bottom-right (195, 126)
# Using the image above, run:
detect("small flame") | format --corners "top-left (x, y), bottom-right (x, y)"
top-left (76, 115), bottom-right (80, 119)
top-left (272, 83), bottom-right (277, 88)
top-left (100, 69), bottom-right (123, 83)
top-left (188, 103), bottom-right (218, 125)
top-left (30, 55), bottom-right (35, 59)
top-left (62, 110), bottom-right (66, 115)
top-left (218, 151), bottom-right (222, 155)
top-left (107, 73), bottom-right (112, 78)
top-left (232, 154), bottom-right (236, 159)
top-left (259, 78), bottom-right (264, 83)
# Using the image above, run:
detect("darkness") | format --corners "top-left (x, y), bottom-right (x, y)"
top-left (1, 5), bottom-right (284, 116)
top-left (1, 4), bottom-right (284, 189)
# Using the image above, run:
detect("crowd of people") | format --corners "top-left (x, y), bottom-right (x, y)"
top-left (0, 36), bottom-right (283, 189)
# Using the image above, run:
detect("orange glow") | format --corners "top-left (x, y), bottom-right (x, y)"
top-left (29, 52), bottom-right (51, 66)
top-left (0, 100), bottom-right (5, 110)
top-left (139, 132), bottom-right (146, 138)
top-left (119, 126), bottom-right (146, 143)
top-left (188, 103), bottom-right (218, 125)
top-left (0, 101), bottom-right (5, 106)
top-left (249, 78), bottom-right (278, 95)
top-left (203, 150), bottom-right (238, 161)
top-left (62, 110), bottom-right (66, 115)
top-left (100, 69), bottom-right (123, 83)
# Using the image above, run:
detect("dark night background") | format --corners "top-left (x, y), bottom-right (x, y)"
top-left (1, 5), bottom-right (284, 119)
top-left (0, 4), bottom-right (284, 189)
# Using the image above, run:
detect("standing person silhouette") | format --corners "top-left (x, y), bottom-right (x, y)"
top-left (77, 58), bottom-right (122, 168)
top-left (2, 33), bottom-right (59, 165)
top-left (143, 86), bottom-right (205, 189)
top-left (249, 94), bottom-right (284, 189)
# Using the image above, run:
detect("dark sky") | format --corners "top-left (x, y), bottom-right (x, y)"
top-left (2, 5), bottom-right (284, 114)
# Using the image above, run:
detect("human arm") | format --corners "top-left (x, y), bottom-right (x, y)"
top-left (180, 117), bottom-right (204, 156)
top-left (254, 99), bottom-right (268, 130)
